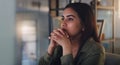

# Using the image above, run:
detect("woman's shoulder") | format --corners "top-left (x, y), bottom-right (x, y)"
top-left (90, 39), bottom-right (105, 52)
top-left (81, 39), bottom-right (105, 54)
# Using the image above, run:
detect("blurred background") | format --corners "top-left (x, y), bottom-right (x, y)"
top-left (0, 0), bottom-right (120, 65)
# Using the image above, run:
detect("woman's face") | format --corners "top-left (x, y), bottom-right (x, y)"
top-left (61, 8), bottom-right (83, 37)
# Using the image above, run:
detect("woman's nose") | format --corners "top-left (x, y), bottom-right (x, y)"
top-left (61, 21), bottom-right (66, 28)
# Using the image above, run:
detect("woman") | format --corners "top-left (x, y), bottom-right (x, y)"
top-left (39, 2), bottom-right (105, 65)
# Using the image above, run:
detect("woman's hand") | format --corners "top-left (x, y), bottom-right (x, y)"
top-left (50, 28), bottom-right (72, 56)
top-left (47, 39), bottom-right (57, 56)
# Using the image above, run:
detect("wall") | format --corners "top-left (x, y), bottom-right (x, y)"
top-left (0, 0), bottom-right (15, 65)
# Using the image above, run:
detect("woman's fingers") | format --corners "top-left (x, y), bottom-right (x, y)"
top-left (57, 28), bottom-right (65, 35)
top-left (49, 28), bottom-right (70, 41)
top-left (48, 36), bottom-right (51, 39)
top-left (53, 29), bottom-right (64, 37)
top-left (58, 28), bottom-right (70, 38)
top-left (64, 32), bottom-right (70, 38)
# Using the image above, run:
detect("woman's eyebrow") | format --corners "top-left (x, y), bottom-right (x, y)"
top-left (61, 15), bottom-right (76, 18)
top-left (66, 15), bottom-right (76, 18)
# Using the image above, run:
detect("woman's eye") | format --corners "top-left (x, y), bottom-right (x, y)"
top-left (61, 17), bottom-right (74, 22)
top-left (68, 18), bottom-right (74, 21)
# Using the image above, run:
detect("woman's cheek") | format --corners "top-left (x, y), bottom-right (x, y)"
top-left (69, 27), bottom-right (81, 36)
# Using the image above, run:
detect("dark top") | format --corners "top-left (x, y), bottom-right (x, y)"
top-left (39, 39), bottom-right (105, 65)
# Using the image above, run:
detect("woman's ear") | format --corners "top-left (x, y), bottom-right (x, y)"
top-left (81, 24), bottom-right (85, 32)
top-left (82, 28), bottom-right (85, 31)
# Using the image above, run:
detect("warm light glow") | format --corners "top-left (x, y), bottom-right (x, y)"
top-left (20, 20), bottom-right (36, 41)
top-left (21, 24), bottom-right (30, 34)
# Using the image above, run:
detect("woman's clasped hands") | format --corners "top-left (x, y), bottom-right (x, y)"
top-left (48, 28), bottom-right (72, 56)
